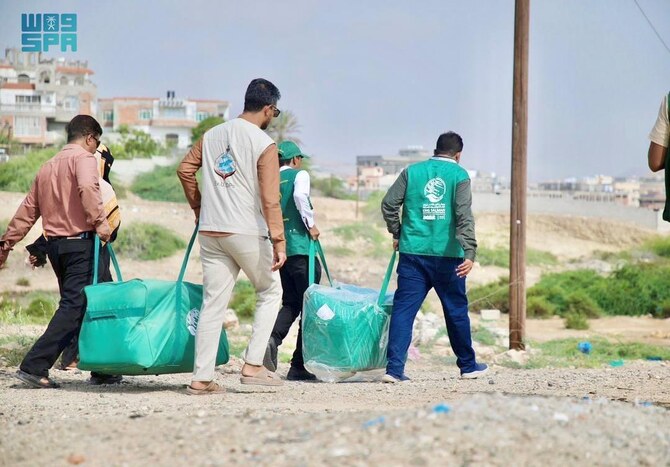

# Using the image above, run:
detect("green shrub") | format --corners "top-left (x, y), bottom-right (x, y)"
top-left (108, 125), bottom-right (165, 159)
top-left (24, 297), bottom-right (56, 320)
top-left (229, 280), bottom-right (256, 319)
top-left (333, 222), bottom-right (389, 258)
top-left (130, 163), bottom-right (188, 202)
top-left (564, 312), bottom-right (589, 330)
top-left (109, 173), bottom-right (128, 199)
top-left (0, 335), bottom-right (37, 366)
top-left (565, 291), bottom-right (602, 318)
top-left (527, 249), bottom-right (559, 266)
top-left (312, 175), bottom-right (355, 200)
top-left (362, 191), bottom-right (386, 226)
top-left (643, 236), bottom-right (670, 258)
top-left (192, 116), bottom-right (225, 143)
top-left (477, 247), bottom-right (557, 268)
top-left (526, 295), bottom-right (556, 318)
top-left (468, 277), bottom-right (509, 313)
top-left (0, 148), bottom-right (53, 192)
top-left (114, 223), bottom-right (186, 260)
top-left (477, 247), bottom-right (509, 267)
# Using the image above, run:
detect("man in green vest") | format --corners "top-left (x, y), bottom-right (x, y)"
top-left (381, 131), bottom-right (488, 382)
top-left (264, 140), bottom-right (322, 380)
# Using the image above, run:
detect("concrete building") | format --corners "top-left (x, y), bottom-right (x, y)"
top-left (0, 47), bottom-right (96, 148)
top-left (98, 91), bottom-right (230, 149)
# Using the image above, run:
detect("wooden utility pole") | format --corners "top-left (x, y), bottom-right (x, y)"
top-left (509, 0), bottom-right (529, 351)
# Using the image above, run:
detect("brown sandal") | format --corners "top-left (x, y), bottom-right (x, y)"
top-left (240, 367), bottom-right (283, 386)
top-left (185, 381), bottom-right (226, 395)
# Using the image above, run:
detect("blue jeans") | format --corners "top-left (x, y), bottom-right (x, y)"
top-left (386, 253), bottom-right (477, 378)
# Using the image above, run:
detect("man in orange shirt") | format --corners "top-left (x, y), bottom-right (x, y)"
top-left (0, 115), bottom-right (118, 388)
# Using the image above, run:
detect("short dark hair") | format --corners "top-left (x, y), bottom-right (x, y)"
top-left (66, 115), bottom-right (102, 142)
top-left (435, 131), bottom-right (463, 156)
top-left (243, 78), bottom-right (281, 112)
top-left (279, 157), bottom-right (292, 167)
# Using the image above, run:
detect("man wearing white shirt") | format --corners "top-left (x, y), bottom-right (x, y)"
top-left (648, 92), bottom-right (669, 221)
top-left (264, 141), bottom-right (321, 380)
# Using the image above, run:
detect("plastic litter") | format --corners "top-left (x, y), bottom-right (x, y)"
top-left (432, 403), bottom-right (451, 414)
top-left (577, 341), bottom-right (592, 354)
top-left (363, 416), bottom-right (386, 428)
top-left (609, 359), bottom-right (624, 367)
top-left (646, 356), bottom-right (662, 361)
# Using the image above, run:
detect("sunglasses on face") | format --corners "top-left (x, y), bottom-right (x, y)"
top-left (271, 105), bottom-right (281, 118)
top-left (89, 134), bottom-right (101, 148)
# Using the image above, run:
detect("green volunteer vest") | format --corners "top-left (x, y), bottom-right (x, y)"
top-left (399, 158), bottom-right (470, 257)
top-left (280, 168), bottom-right (311, 256)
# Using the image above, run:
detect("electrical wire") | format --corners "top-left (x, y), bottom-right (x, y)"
top-left (633, 0), bottom-right (670, 56)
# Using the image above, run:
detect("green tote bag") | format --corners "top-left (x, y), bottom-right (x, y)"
top-left (78, 226), bottom-right (229, 375)
top-left (302, 240), bottom-right (396, 382)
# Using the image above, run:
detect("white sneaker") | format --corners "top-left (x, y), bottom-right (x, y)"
top-left (460, 363), bottom-right (489, 379)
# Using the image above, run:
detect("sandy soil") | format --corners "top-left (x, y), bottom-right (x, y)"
top-left (0, 351), bottom-right (668, 466)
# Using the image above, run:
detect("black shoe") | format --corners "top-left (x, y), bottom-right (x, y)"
top-left (89, 374), bottom-right (123, 385)
top-left (15, 370), bottom-right (60, 389)
top-left (286, 366), bottom-right (317, 381)
top-left (263, 338), bottom-right (278, 372)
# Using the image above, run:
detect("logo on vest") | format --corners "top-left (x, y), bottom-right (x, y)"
top-left (422, 177), bottom-right (447, 221)
top-left (186, 308), bottom-right (200, 336)
top-left (214, 146), bottom-right (236, 180)
top-left (424, 177), bottom-right (446, 203)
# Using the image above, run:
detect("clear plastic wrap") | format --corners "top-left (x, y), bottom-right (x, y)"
top-left (302, 280), bottom-right (394, 382)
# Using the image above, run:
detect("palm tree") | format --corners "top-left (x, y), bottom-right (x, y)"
top-left (266, 110), bottom-right (302, 145)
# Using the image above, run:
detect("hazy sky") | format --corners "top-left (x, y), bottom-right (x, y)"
top-left (1, 0), bottom-right (669, 181)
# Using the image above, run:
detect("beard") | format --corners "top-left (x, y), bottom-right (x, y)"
top-left (260, 115), bottom-right (272, 130)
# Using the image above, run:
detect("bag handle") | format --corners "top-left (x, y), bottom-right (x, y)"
top-left (308, 239), bottom-right (333, 286)
top-left (377, 250), bottom-right (397, 307)
top-left (92, 238), bottom-right (123, 285)
top-left (177, 224), bottom-right (200, 285)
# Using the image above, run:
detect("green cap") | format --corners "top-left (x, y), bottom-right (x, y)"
top-left (278, 140), bottom-right (309, 161)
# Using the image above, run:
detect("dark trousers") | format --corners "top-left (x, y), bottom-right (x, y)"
top-left (59, 247), bottom-right (112, 368)
top-left (386, 253), bottom-right (476, 378)
top-left (20, 238), bottom-right (111, 378)
top-left (270, 255), bottom-right (321, 369)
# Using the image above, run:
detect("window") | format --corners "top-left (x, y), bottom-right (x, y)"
top-left (15, 95), bottom-right (41, 104)
top-left (139, 109), bottom-right (152, 120)
top-left (196, 112), bottom-right (210, 122)
top-left (103, 110), bottom-right (114, 121)
top-left (160, 107), bottom-right (184, 119)
top-left (63, 96), bottom-right (79, 110)
top-left (59, 76), bottom-right (69, 86)
top-left (17, 74), bottom-right (30, 83)
top-left (14, 116), bottom-right (41, 136)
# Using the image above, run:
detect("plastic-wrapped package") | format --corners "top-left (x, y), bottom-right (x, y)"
top-left (302, 241), bottom-right (396, 382)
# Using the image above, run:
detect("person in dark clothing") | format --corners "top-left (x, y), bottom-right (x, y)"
top-left (0, 115), bottom-right (120, 388)
top-left (263, 141), bottom-right (322, 381)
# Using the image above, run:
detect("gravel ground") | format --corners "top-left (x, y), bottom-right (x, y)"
top-left (1, 358), bottom-right (668, 466)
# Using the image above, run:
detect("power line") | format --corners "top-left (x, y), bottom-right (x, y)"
top-left (633, 0), bottom-right (670, 56)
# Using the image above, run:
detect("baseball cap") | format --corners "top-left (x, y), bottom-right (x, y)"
top-left (278, 140), bottom-right (310, 161)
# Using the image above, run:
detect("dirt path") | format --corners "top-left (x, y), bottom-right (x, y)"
top-left (0, 358), bottom-right (668, 466)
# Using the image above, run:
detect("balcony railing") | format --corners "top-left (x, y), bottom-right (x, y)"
top-left (0, 103), bottom-right (56, 115)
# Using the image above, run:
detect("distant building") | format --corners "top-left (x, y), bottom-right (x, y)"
top-left (98, 91), bottom-right (229, 149)
top-left (0, 47), bottom-right (96, 148)
top-left (355, 146), bottom-right (430, 192)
